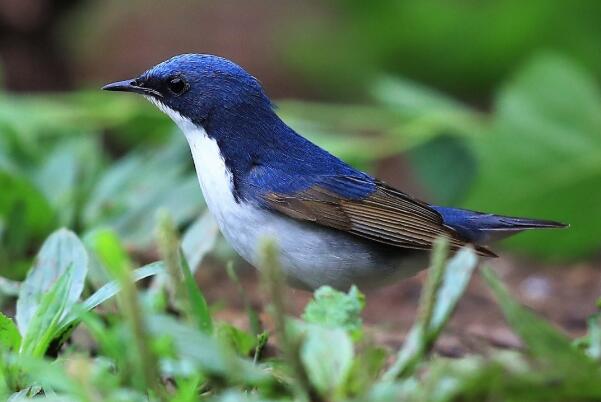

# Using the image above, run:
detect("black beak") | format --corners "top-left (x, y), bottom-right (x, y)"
top-left (101, 79), bottom-right (163, 97)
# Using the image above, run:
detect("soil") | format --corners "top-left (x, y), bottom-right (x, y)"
top-left (198, 255), bottom-right (601, 356)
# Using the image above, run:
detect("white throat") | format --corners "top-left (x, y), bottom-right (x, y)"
top-left (145, 97), bottom-right (238, 224)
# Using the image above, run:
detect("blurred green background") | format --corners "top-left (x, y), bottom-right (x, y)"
top-left (1, 0), bottom-right (600, 281)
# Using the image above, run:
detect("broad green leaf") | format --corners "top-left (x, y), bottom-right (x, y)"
top-left (16, 229), bottom-right (88, 336)
top-left (464, 53), bottom-right (601, 258)
top-left (20, 266), bottom-right (76, 357)
top-left (0, 313), bottom-right (20, 352)
top-left (373, 76), bottom-right (474, 120)
top-left (302, 285), bottom-right (365, 338)
top-left (300, 326), bottom-right (354, 398)
top-left (0, 172), bottom-right (54, 237)
top-left (371, 76), bottom-right (483, 154)
top-left (408, 135), bottom-right (477, 205)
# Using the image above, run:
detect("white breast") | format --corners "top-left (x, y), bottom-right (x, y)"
top-left (146, 98), bottom-right (423, 290)
top-left (146, 96), bottom-right (242, 229)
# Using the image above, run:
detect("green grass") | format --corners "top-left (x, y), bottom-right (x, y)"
top-left (0, 225), bottom-right (600, 401)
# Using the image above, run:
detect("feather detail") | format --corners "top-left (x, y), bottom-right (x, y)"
top-left (264, 178), bottom-right (496, 257)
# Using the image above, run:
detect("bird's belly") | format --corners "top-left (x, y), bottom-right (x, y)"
top-left (215, 201), bottom-right (425, 290)
top-left (182, 126), bottom-right (425, 290)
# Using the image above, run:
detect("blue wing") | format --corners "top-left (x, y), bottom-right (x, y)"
top-left (240, 141), bottom-right (564, 255)
top-left (431, 206), bottom-right (567, 244)
top-left (246, 167), bottom-right (495, 255)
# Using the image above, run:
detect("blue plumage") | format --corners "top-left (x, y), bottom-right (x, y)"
top-left (103, 54), bottom-right (567, 289)
top-left (142, 54), bottom-right (373, 201)
top-left (431, 206), bottom-right (566, 244)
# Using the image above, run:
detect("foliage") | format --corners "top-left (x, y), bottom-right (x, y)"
top-left (302, 285), bottom-right (365, 339)
top-left (463, 54), bottom-right (601, 258)
top-left (0, 224), bottom-right (600, 401)
top-left (285, 0), bottom-right (601, 99)
top-left (0, 20), bottom-right (599, 400)
top-left (0, 92), bottom-right (201, 281)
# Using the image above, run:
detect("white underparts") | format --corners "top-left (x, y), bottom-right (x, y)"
top-left (145, 97), bottom-right (424, 290)
top-left (144, 96), bottom-right (239, 227)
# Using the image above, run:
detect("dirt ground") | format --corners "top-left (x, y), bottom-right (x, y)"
top-left (199, 254), bottom-right (601, 356)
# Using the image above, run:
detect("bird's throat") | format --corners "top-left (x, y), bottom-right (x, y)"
top-left (145, 96), bottom-right (238, 221)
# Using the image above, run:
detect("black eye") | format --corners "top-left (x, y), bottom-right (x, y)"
top-left (167, 76), bottom-right (188, 95)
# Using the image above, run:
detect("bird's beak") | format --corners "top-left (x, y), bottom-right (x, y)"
top-left (101, 79), bottom-right (163, 97)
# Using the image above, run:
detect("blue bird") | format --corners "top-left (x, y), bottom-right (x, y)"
top-left (103, 54), bottom-right (566, 290)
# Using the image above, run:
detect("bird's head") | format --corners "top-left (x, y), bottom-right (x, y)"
top-left (102, 54), bottom-right (273, 127)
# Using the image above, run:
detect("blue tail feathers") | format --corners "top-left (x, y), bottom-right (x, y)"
top-left (431, 206), bottom-right (567, 245)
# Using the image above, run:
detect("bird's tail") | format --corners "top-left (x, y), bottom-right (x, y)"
top-left (431, 206), bottom-right (568, 245)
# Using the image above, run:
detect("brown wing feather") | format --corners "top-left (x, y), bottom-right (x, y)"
top-left (265, 180), bottom-right (496, 257)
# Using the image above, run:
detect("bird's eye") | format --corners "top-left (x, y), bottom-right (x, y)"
top-left (167, 76), bottom-right (188, 95)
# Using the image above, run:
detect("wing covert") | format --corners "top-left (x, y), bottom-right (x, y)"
top-left (263, 176), bottom-right (495, 256)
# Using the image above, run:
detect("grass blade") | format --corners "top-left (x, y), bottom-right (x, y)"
top-left (384, 239), bottom-right (478, 380)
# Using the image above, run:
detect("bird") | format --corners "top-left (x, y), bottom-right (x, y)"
top-left (102, 54), bottom-right (566, 291)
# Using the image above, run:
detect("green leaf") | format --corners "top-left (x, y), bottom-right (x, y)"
top-left (302, 285), bottom-right (365, 338)
top-left (373, 76), bottom-right (476, 121)
top-left (156, 212), bottom-right (213, 333)
top-left (464, 53), bottom-right (601, 258)
top-left (216, 323), bottom-right (257, 357)
top-left (429, 246), bottom-right (478, 335)
top-left (585, 314), bottom-right (601, 361)
top-left (83, 136), bottom-right (203, 249)
top-left (147, 315), bottom-right (270, 386)
top-left (0, 277), bottom-right (19, 297)
top-left (56, 262), bottom-right (165, 333)
top-left (16, 229), bottom-right (88, 337)
top-left (180, 249), bottom-right (213, 334)
top-left (20, 265), bottom-right (76, 357)
top-left (181, 211), bottom-right (219, 272)
top-left (226, 262), bottom-right (262, 337)
top-left (408, 135), bottom-right (477, 205)
top-left (80, 262), bottom-right (165, 313)
top-left (300, 325), bottom-right (354, 398)
top-left (0, 170), bottom-right (55, 279)
top-left (0, 172), bottom-right (54, 239)
top-left (344, 345), bottom-right (388, 396)
top-left (0, 313), bottom-right (20, 352)
top-left (33, 137), bottom-right (103, 227)
top-left (482, 266), bottom-right (601, 395)
top-left (384, 242), bottom-right (478, 380)
top-left (86, 228), bottom-right (164, 395)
